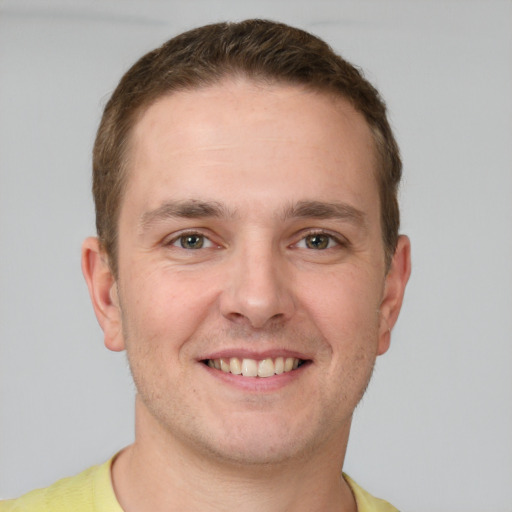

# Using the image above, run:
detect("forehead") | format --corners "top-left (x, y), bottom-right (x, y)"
top-left (124, 79), bottom-right (379, 217)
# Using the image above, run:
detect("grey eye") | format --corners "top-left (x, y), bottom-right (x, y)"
top-left (304, 234), bottom-right (330, 250)
top-left (179, 234), bottom-right (204, 249)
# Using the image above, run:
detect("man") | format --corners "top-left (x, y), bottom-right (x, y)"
top-left (1, 19), bottom-right (410, 512)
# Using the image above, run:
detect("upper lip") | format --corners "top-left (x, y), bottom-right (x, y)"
top-left (198, 348), bottom-right (312, 361)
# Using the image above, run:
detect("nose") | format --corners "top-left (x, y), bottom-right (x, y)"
top-left (219, 242), bottom-right (296, 329)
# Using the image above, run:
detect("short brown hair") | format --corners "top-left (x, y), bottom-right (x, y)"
top-left (93, 19), bottom-right (402, 277)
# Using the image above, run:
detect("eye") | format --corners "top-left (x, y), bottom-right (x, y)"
top-left (170, 232), bottom-right (214, 249)
top-left (296, 232), bottom-right (342, 250)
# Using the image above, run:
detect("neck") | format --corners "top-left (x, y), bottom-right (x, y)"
top-left (111, 400), bottom-right (357, 512)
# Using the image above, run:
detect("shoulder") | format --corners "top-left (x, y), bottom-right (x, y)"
top-left (344, 474), bottom-right (400, 512)
top-left (0, 459), bottom-right (121, 512)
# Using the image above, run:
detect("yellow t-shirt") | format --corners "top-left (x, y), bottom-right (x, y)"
top-left (0, 460), bottom-right (122, 512)
top-left (0, 460), bottom-right (398, 512)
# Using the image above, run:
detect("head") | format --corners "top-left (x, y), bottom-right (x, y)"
top-left (83, 20), bottom-right (410, 468)
top-left (93, 19), bottom-right (401, 278)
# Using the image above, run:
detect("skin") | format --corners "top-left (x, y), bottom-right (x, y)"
top-left (82, 78), bottom-right (411, 512)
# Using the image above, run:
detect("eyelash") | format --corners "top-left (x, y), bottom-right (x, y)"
top-left (165, 230), bottom-right (347, 251)
top-left (166, 231), bottom-right (216, 250)
top-left (293, 230), bottom-right (347, 250)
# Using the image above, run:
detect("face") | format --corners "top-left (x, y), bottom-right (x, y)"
top-left (84, 79), bottom-right (410, 467)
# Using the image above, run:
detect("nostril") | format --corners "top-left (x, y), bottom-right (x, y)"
top-left (225, 311), bottom-right (248, 324)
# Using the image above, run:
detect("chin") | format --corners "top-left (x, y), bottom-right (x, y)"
top-left (177, 410), bottom-right (340, 468)
top-left (195, 432), bottom-right (316, 467)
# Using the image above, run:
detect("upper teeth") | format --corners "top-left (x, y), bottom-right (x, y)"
top-left (207, 357), bottom-right (301, 378)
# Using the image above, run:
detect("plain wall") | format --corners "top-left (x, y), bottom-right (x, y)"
top-left (1, 1), bottom-right (511, 510)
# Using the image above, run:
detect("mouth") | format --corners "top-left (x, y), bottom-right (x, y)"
top-left (203, 356), bottom-right (307, 378)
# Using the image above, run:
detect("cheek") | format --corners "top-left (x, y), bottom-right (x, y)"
top-left (119, 264), bottom-right (218, 353)
top-left (299, 267), bottom-right (383, 346)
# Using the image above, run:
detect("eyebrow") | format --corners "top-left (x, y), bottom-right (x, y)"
top-left (138, 198), bottom-right (367, 233)
top-left (281, 200), bottom-right (367, 227)
top-left (138, 199), bottom-right (234, 233)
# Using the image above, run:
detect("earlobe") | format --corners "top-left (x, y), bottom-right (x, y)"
top-left (81, 237), bottom-right (125, 352)
top-left (377, 235), bottom-right (411, 355)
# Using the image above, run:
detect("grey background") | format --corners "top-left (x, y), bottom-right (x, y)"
top-left (1, 1), bottom-right (511, 511)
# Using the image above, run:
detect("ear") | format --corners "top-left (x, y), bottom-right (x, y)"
top-left (81, 237), bottom-right (125, 352)
top-left (377, 235), bottom-right (411, 355)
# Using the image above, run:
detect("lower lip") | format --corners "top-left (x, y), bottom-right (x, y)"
top-left (201, 363), bottom-right (308, 392)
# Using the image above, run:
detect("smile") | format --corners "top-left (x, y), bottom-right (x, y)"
top-left (205, 357), bottom-right (304, 378)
